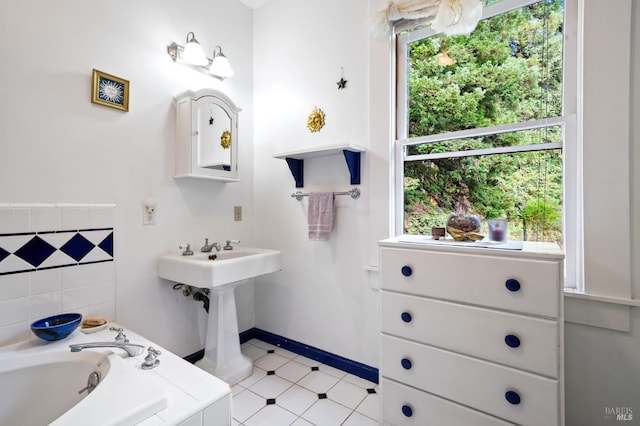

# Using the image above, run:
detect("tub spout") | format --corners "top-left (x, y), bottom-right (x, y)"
top-left (69, 342), bottom-right (145, 357)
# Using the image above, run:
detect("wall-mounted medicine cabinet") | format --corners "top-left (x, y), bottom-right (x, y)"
top-left (174, 89), bottom-right (241, 182)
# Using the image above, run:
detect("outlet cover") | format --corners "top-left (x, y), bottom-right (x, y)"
top-left (234, 206), bottom-right (242, 221)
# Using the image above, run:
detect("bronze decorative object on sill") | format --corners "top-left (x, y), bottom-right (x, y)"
top-left (446, 214), bottom-right (483, 241)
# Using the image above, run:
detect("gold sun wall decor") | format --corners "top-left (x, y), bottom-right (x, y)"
top-left (220, 130), bottom-right (231, 149)
top-left (306, 107), bottom-right (325, 133)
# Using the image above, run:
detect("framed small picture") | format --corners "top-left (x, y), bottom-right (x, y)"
top-left (91, 69), bottom-right (129, 111)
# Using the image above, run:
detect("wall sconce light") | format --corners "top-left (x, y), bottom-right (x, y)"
top-left (167, 32), bottom-right (235, 80)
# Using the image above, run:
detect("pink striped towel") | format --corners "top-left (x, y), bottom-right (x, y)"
top-left (308, 192), bottom-right (334, 241)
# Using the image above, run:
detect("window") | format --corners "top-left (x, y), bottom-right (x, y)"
top-left (394, 0), bottom-right (579, 288)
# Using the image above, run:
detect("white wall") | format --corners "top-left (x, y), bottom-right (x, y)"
top-left (0, 0), bottom-right (254, 356)
top-left (252, 0), bottom-right (386, 367)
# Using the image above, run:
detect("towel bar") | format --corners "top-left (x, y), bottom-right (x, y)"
top-left (291, 187), bottom-right (361, 201)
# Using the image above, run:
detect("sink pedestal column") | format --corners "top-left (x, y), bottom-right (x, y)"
top-left (195, 280), bottom-right (252, 385)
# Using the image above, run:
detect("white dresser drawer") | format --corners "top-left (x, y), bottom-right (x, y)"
top-left (381, 335), bottom-right (560, 426)
top-left (381, 378), bottom-right (514, 426)
top-left (380, 247), bottom-right (560, 318)
top-left (381, 291), bottom-right (559, 377)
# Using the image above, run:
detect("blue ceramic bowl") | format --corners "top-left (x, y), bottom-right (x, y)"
top-left (30, 313), bottom-right (82, 341)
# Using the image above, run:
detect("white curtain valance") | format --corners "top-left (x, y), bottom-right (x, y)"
top-left (370, 0), bottom-right (484, 40)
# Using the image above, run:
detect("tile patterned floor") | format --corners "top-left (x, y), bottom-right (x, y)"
top-left (232, 339), bottom-right (380, 426)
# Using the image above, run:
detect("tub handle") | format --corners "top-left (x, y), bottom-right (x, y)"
top-left (78, 371), bottom-right (100, 395)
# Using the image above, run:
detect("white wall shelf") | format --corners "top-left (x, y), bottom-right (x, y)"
top-left (273, 143), bottom-right (365, 188)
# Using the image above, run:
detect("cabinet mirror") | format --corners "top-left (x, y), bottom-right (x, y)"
top-left (174, 89), bottom-right (241, 181)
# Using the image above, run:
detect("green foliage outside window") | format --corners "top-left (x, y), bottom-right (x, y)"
top-left (404, 0), bottom-right (564, 242)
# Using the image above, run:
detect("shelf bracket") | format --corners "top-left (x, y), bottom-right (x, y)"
top-left (343, 150), bottom-right (361, 185)
top-left (285, 157), bottom-right (304, 188)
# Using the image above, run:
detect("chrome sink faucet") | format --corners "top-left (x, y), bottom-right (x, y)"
top-left (69, 342), bottom-right (145, 357)
top-left (201, 238), bottom-right (221, 253)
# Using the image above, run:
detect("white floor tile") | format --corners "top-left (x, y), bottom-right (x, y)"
top-left (242, 344), bottom-right (269, 362)
top-left (319, 363), bottom-right (348, 379)
top-left (276, 360), bottom-right (311, 383)
top-left (232, 341), bottom-right (381, 426)
top-left (239, 367), bottom-right (267, 388)
top-left (248, 374), bottom-right (294, 399)
top-left (343, 373), bottom-right (377, 390)
top-left (274, 347), bottom-right (298, 359)
top-left (251, 340), bottom-right (277, 351)
top-left (232, 390), bottom-right (265, 423)
top-left (355, 393), bottom-right (380, 421)
top-left (342, 411), bottom-right (379, 426)
top-left (302, 399), bottom-right (352, 426)
top-left (254, 353), bottom-right (291, 371)
top-left (327, 380), bottom-right (368, 409)
top-left (296, 370), bottom-right (341, 394)
top-left (277, 385), bottom-right (318, 416)
top-left (293, 355), bottom-right (321, 368)
top-left (244, 404), bottom-right (298, 426)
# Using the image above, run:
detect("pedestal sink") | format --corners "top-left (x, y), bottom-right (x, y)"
top-left (158, 247), bottom-right (282, 384)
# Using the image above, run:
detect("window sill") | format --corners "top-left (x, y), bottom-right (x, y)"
top-left (564, 290), bottom-right (637, 332)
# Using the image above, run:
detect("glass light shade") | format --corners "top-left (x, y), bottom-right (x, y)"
top-left (210, 48), bottom-right (234, 78)
top-left (181, 32), bottom-right (209, 66)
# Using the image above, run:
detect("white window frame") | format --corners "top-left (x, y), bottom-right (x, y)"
top-left (393, 0), bottom-right (581, 290)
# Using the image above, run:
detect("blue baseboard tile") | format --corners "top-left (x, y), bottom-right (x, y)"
top-left (243, 328), bottom-right (379, 384)
top-left (187, 328), bottom-right (379, 384)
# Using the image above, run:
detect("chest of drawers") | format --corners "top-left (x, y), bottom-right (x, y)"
top-left (379, 238), bottom-right (564, 425)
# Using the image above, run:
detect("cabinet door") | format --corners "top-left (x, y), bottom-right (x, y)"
top-left (380, 247), bottom-right (561, 318)
top-left (382, 378), bottom-right (515, 426)
top-left (381, 291), bottom-right (559, 377)
top-left (381, 335), bottom-right (560, 426)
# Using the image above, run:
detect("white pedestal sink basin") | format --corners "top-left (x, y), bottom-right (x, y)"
top-left (158, 247), bottom-right (282, 384)
top-left (158, 247), bottom-right (282, 289)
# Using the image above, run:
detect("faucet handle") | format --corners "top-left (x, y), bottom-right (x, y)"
top-left (141, 346), bottom-right (161, 370)
top-left (179, 244), bottom-right (193, 256)
top-left (223, 239), bottom-right (240, 250)
top-left (109, 327), bottom-right (129, 343)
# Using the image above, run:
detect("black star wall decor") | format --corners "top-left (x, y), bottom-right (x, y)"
top-left (336, 66), bottom-right (347, 89)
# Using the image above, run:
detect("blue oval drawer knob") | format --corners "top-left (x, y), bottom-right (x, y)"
top-left (402, 405), bottom-right (413, 417)
top-left (505, 279), bottom-right (521, 292)
top-left (401, 266), bottom-right (413, 277)
top-left (401, 358), bottom-right (412, 370)
top-left (505, 390), bottom-right (521, 405)
top-left (505, 334), bottom-right (521, 348)
top-left (401, 312), bottom-right (412, 323)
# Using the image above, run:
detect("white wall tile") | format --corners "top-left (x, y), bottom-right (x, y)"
top-left (0, 273), bottom-right (29, 300)
top-left (0, 208), bottom-right (30, 234)
top-left (62, 262), bottom-right (115, 289)
top-left (30, 268), bottom-right (63, 295)
top-left (0, 321), bottom-right (31, 346)
top-left (62, 281), bottom-right (115, 311)
top-left (0, 297), bottom-right (30, 326)
top-left (60, 206), bottom-right (91, 230)
top-left (29, 292), bottom-right (62, 320)
top-left (90, 206), bottom-right (116, 228)
top-left (31, 207), bottom-right (62, 232)
top-left (178, 412), bottom-right (202, 426)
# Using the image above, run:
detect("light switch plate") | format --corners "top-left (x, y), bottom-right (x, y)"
top-left (234, 206), bottom-right (242, 221)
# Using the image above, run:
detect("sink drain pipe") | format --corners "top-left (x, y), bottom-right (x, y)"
top-left (173, 284), bottom-right (210, 314)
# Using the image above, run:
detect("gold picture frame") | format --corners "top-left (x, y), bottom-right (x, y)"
top-left (91, 69), bottom-right (129, 111)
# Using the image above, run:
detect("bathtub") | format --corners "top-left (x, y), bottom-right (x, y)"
top-left (0, 330), bottom-right (168, 426)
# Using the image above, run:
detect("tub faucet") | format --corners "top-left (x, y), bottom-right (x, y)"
top-left (69, 342), bottom-right (145, 357)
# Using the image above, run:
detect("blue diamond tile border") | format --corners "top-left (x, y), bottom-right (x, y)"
top-left (0, 228), bottom-right (114, 276)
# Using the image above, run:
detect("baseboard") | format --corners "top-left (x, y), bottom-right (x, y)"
top-left (242, 328), bottom-right (379, 384)
top-left (185, 328), bottom-right (379, 384)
